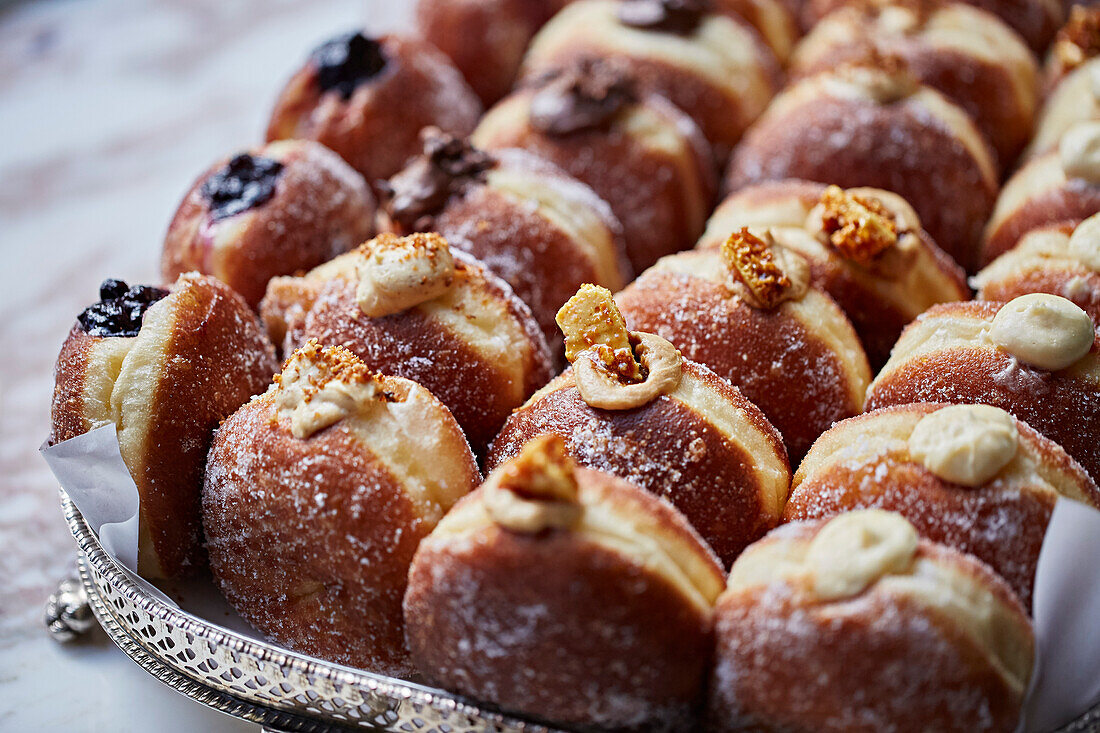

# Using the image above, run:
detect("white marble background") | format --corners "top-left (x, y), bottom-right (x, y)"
top-left (0, 1), bottom-right (412, 729)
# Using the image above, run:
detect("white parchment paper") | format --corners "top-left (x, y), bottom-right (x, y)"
top-left (39, 427), bottom-right (1100, 728)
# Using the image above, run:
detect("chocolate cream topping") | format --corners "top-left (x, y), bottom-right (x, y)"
top-left (529, 58), bottom-right (637, 137)
top-left (617, 0), bottom-right (711, 35)
top-left (379, 129), bottom-right (495, 231)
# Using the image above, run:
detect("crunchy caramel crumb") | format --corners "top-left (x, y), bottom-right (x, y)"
top-left (819, 185), bottom-right (898, 262)
top-left (721, 229), bottom-right (794, 309)
top-left (556, 284), bottom-right (643, 382)
top-left (1056, 6), bottom-right (1100, 71)
top-left (496, 435), bottom-right (579, 504)
top-left (277, 339), bottom-right (388, 399)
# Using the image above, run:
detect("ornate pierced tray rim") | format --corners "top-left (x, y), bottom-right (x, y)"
top-left (60, 489), bottom-right (1100, 733)
top-left (60, 489), bottom-right (561, 733)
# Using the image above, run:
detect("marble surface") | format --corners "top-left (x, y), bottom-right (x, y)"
top-left (0, 1), bottom-right (411, 729)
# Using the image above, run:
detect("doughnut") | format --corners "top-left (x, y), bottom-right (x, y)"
top-left (487, 285), bottom-right (791, 566)
top-left (974, 214), bottom-right (1100, 321)
top-left (162, 140), bottom-right (376, 308)
top-left (378, 128), bottom-right (632, 365)
top-left (519, 0), bottom-right (781, 159)
top-left (1043, 5), bottom-right (1100, 91)
top-left (258, 232), bottom-right (553, 455)
top-left (707, 510), bottom-right (1035, 732)
top-left (266, 32), bottom-right (481, 184)
top-left (725, 62), bottom-right (999, 272)
top-left (404, 434), bottom-right (726, 730)
top-left (203, 341), bottom-right (479, 675)
top-left (866, 294), bottom-right (1100, 482)
top-left (472, 57), bottom-right (716, 273)
top-left (1028, 56), bottom-right (1100, 161)
top-left (618, 229), bottom-right (871, 461)
top-left (982, 125), bottom-right (1100, 264)
top-left (786, 403), bottom-right (1100, 608)
top-left (414, 0), bottom-right (570, 106)
top-left (696, 181), bottom-right (968, 366)
top-left (789, 0), bottom-right (1038, 167)
top-left (51, 274), bottom-right (277, 578)
top-left (803, 0), bottom-right (1061, 53)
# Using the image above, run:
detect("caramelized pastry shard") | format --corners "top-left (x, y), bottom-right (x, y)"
top-left (1054, 6), bottom-right (1100, 73)
top-left (556, 284), bottom-right (643, 382)
top-left (818, 185), bottom-right (899, 263)
top-left (484, 434), bottom-right (582, 532)
top-left (721, 228), bottom-right (807, 309)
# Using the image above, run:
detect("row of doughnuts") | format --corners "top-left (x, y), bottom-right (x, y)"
top-left (46, 0), bottom-right (1100, 730)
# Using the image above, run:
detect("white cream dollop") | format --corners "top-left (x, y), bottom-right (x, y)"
top-left (275, 340), bottom-right (384, 439)
top-left (989, 293), bottom-right (1094, 371)
top-left (1060, 121), bottom-right (1100, 184)
top-left (908, 405), bottom-right (1019, 487)
top-left (1069, 212), bottom-right (1100, 271)
top-left (356, 232), bottom-right (455, 318)
top-left (805, 510), bottom-right (919, 601)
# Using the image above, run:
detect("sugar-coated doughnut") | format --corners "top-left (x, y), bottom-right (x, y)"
top-left (707, 510), bottom-right (1035, 732)
top-left (405, 434), bottom-right (726, 731)
top-left (51, 274), bottom-right (277, 578)
top-left (204, 341), bottom-right (479, 675)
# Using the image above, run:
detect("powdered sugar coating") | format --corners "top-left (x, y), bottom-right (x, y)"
top-left (786, 403), bottom-right (1100, 609)
top-left (267, 34), bottom-right (482, 183)
top-left (867, 301), bottom-right (1100, 482)
top-left (486, 361), bottom-right (789, 566)
top-left (707, 521), bottom-right (1033, 732)
top-left (203, 384), bottom-right (479, 676)
top-left (617, 264), bottom-right (867, 462)
top-left (163, 140), bottom-right (376, 308)
top-left (726, 90), bottom-right (997, 272)
top-left (404, 467), bottom-right (720, 731)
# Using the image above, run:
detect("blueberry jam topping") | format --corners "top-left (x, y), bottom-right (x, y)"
top-left (77, 279), bottom-right (169, 338)
top-left (311, 31), bottom-right (387, 100)
top-left (379, 128), bottom-right (496, 231)
top-left (200, 154), bottom-right (285, 222)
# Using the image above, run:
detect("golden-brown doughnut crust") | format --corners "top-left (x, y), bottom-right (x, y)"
top-left (697, 180), bottom-right (968, 366)
top-left (982, 152), bottom-right (1100, 264)
top-left (616, 254), bottom-right (870, 462)
top-left (708, 525), bottom-right (1032, 732)
top-left (404, 466), bottom-right (722, 731)
top-left (51, 274), bottom-right (278, 577)
top-left (266, 34), bottom-right (482, 183)
top-left (789, 0), bottom-right (1038, 166)
top-left (473, 86), bottom-right (716, 274)
top-left (785, 403), bottom-right (1100, 608)
top-left (519, 0), bottom-right (781, 159)
top-left (866, 300), bottom-right (1100, 482)
top-left (204, 379), bottom-right (479, 675)
top-left (415, 0), bottom-right (569, 106)
top-left (725, 76), bottom-right (998, 272)
top-left (486, 362), bottom-right (791, 566)
top-left (162, 140), bottom-right (376, 308)
top-left (974, 223), bottom-right (1100, 321)
top-left (383, 148), bottom-right (632, 366)
top-left (803, 0), bottom-right (1062, 53)
top-left (291, 251), bottom-right (553, 455)
top-left (714, 0), bottom-right (802, 63)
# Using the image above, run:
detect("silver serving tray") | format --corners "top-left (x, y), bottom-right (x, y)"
top-left (60, 489), bottom-right (1100, 733)
top-left (60, 489), bottom-right (563, 733)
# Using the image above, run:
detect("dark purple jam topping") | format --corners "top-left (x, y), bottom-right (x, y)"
top-left (311, 31), bottom-right (387, 100)
top-left (378, 128), bottom-right (496, 231)
top-left (529, 58), bottom-right (638, 136)
top-left (617, 0), bottom-right (711, 34)
top-left (78, 280), bottom-right (169, 338)
top-left (200, 154), bottom-right (284, 222)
